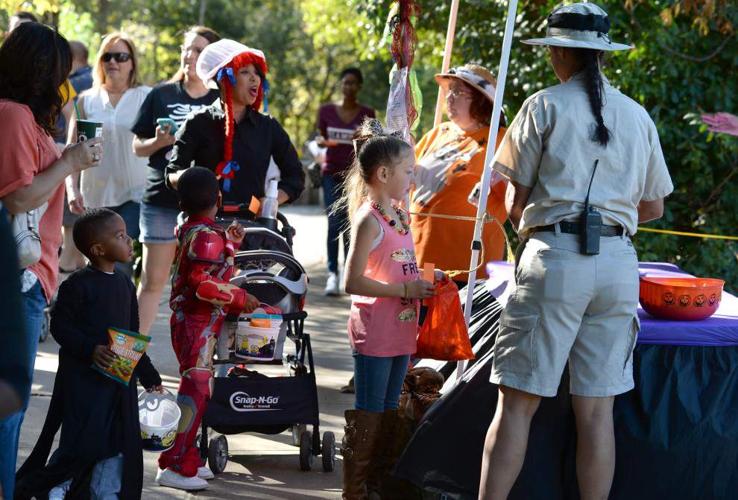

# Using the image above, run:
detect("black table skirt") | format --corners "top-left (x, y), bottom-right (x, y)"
top-left (396, 284), bottom-right (738, 500)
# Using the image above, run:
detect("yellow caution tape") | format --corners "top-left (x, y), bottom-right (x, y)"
top-left (409, 211), bottom-right (490, 223)
top-left (638, 227), bottom-right (738, 241)
top-left (409, 213), bottom-right (738, 278)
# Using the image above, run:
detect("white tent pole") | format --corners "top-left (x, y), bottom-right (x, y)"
top-left (456, 0), bottom-right (519, 381)
top-left (432, 0), bottom-right (461, 127)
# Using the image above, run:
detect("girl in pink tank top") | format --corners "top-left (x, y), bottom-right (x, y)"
top-left (338, 119), bottom-right (435, 498)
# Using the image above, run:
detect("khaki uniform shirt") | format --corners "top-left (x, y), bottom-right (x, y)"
top-left (493, 72), bottom-right (674, 237)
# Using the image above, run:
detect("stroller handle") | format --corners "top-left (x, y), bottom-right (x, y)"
top-left (219, 205), bottom-right (294, 247)
top-left (275, 212), bottom-right (294, 247)
top-left (254, 211), bottom-right (295, 247)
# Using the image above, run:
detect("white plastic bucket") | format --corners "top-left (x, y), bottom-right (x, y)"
top-left (234, 317), bottom-right (282, 361)
top-left (138, 390), bottom-right (181, 452)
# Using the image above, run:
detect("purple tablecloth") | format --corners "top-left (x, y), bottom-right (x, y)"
top-left (485, 261), bottom-right (738, 347)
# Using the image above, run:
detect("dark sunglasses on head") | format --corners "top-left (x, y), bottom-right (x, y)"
top-left (102, 52), bottom-right (131, 63)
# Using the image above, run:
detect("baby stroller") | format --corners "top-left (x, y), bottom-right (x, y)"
top-left (198, 209), bottom-right (336, 473)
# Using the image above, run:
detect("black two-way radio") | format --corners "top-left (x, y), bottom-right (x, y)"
top-left (580, 159), bottom-right (602, 255)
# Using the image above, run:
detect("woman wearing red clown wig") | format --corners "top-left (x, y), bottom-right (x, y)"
top-left (165, 39), bottom-right (304, 210)
top-left (157, 41), bottom-right (303, 491)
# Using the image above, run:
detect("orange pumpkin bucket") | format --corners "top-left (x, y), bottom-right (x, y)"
top-left (639, 277), bottom-right (725, 321)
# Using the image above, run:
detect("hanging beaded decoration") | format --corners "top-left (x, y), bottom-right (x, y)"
top-left (371, 201), bottom-right (410, 235)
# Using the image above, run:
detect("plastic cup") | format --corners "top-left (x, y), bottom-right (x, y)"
top-left (77, 120), bottom-right (103, 142)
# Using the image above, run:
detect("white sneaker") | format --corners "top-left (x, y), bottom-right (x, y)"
top-left (155, 468), bottom-right (209, 491)
top-left (324, 272), bottom-right (340, 296)
top-left (197, 465), bottom-right (215, 480)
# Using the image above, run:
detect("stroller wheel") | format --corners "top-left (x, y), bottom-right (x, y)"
top-left (299, 431), bottom-right (313, 471)
top-left (208, 435), bottom-right (229, 475)
top-left (321, 432), bottom-right (336, 472)
top-left (291, 424), bottom-right (306, 447)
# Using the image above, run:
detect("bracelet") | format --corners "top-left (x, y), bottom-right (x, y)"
top-left (402, 282), bottom-right (408, 299)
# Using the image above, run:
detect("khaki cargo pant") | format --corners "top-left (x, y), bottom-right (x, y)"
top-left (490, 228), bottom-right (640, 397)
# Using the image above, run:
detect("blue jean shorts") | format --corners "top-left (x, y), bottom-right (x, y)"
top-left (139, 202), bottom-right (179, 244)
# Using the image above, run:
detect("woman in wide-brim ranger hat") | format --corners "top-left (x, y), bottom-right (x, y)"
top-left (479, 3), bottom-right (673, 500)
top-left (165, 39), bottom-right (304, 210)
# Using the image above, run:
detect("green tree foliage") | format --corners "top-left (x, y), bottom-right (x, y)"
top-left (358, 0), bottom-right (738, 290)
top-left (2, 0), bottom-right (378, 145)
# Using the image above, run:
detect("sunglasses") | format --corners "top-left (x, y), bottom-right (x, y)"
top-left (102, 52), bottom-right (131, 63)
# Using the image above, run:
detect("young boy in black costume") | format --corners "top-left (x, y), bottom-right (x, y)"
top-left (16, 208), bottom-right (163, 500)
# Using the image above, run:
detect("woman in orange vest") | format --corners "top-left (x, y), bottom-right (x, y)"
top-left (411, 64), bottom-right (508, 286)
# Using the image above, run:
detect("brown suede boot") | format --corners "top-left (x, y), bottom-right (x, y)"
top-left (365, 410), bottom-right (392, 497)
top-left (342, 409), bottom-right (383, 500)
top-left (367, 408), bottom-right (421, 500)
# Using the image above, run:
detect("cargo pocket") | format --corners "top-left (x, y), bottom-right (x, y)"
top-left (494, 310), bottom-right (540, 375)
top-left (623, 315), bottom-right (640, 374)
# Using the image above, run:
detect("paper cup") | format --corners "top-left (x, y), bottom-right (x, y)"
top-left (77, 120), bottom-right (103, 142)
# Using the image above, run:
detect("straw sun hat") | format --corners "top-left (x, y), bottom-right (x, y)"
top-left (434, 64), bottom-right (497, 103)
top-left (523, 2), bottom-right (632, 52)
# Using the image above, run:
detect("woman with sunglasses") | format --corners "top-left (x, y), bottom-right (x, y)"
top-left (67, 32), bottom-right (150, 277)
top-left (131, 26), bottom-right (221, 335)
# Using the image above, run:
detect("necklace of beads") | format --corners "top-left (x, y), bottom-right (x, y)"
top-left (371, 201), bottom-right (410, 235)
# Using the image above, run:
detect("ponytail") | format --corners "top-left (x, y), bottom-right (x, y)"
top-left (578, 48), bottom-right (610, 147)
top-left (342, 159), bottom-right (369, 224)
top-left (333, 118), bottom-right (412, 223)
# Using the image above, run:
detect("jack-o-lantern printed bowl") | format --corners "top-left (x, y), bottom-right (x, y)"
top-left (639, 277), bottom-right (725, 321)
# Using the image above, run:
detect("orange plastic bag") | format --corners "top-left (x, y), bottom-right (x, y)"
top-left (415, 280), bottom-right (474, 361)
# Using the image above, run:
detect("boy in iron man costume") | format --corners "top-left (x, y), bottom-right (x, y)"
top-left (157, 167), bottom-right (259, 487)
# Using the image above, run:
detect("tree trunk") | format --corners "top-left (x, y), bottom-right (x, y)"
top-left (96, 0), bottom-right (110, 35)
top-left (199, 0), bottom-right (207, 24)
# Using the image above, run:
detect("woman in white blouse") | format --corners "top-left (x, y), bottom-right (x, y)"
top-left (67, 32), bottom-right (150, 276)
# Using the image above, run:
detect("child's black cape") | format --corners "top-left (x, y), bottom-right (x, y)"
top-left (15, 267), bottom-right (161, 500)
